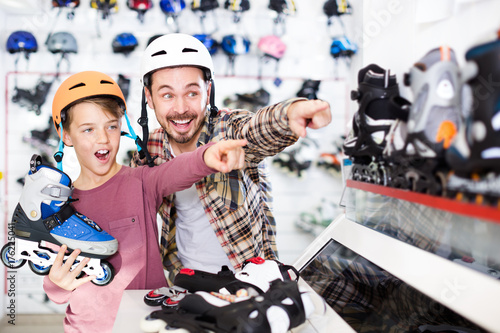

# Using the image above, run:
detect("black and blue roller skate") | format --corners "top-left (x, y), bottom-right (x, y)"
top-left (141, 279), bottom-right (315, 333)
top-left (343, 63), bottom-right (410, 185)
top-left (384, 46), bottom-right (465, 194)
top-left (1, 155), bottom-right (118, 286)
top-left (445, 38), bottom-right (500, 204)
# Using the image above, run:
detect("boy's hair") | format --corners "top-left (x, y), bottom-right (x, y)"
top-left (62, 97), bottom-right (124, 133)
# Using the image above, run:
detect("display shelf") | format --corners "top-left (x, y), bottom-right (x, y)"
top-left (342, 179), bottom-right (500, 281)
top-left (346, 179), bottom-right (500, 224)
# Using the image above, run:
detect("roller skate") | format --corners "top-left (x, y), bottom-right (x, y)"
top-left (144, 257), bottom-right (299, 308)
top-left (140, 279), bottom-right (315, 333)
top-left (295, 197), bottom-right (342, 236)
top-left (296, 79), bottom-right (321, 100)
top-left (444, 39), bottom-right (500, 204)
top-left (343, 63), bottom-right (410, 185)
top-left (1, 155), bottom-right (118, 286)
top-left (384, 46), bottom-right (464, 194)
top-left (222, 87), bottom-right (270, 112)
top-left (272, 137), bottom-right (319, 178)
top-left (317, 135), bottom-right (345, 176)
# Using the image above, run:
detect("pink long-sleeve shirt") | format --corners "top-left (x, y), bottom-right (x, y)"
top-left (43, 144), bottom-right (215, 332)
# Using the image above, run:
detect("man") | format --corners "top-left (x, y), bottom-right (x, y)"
top-left (131, 33), bottom-right (331, 282)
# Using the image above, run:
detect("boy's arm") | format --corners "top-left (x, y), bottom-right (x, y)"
top-left (144, 140), bottom-right (246, 203)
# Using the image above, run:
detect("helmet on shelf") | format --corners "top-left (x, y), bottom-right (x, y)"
top-left (141, 33), bottom-right (215, 86)
top-left (52, 0), bottom-right (80, 8)
top-left (224, 0), bottom-right (249, 13)
top-left (47, 32), bottom-right (78, 54)
top-left (191, 0), bottom-right (219, 12)
top-left (127, 0), bottom-right (153, 10)
top-left (160, 0), bottom-right (185, 14)
top-left (268, 0), bottom-right (296, 16)
top-left (258, 35), bottom-right (286, 60)
top-left (330, 36), bottom-right (357, 59)
top-left (220, 34), bottom-right (250, 56)
top-left (52, 71), bottom-right (126, 136)
top-left (192, 34), bottom-right (218, 55)
top-left (112, 33), bottom-right (139, 54)
top-left (6, 31), bottom-right (38, 57)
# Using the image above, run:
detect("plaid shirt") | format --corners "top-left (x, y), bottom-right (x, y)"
top-left (131, 98), bottom-right (304, 283)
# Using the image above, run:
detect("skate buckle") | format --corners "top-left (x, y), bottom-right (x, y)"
top-left (246, 257), bottom-right (265, 265)
top-left (179, 268), bottom-right (195, 276)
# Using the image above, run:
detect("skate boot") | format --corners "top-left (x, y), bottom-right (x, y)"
top-left (295, 197), bottom-right (342, 236)
top-left (1, 155), bottom-right (118, 286)
top-left (343, 63), bottom-right (410, 185)
top-left (141, 279), bottom-right (315, 333)
top-left (222, 87), bottom-right (270, 112)
top-left (144, 257), bottom-right (298, 308)
top-left (385, 46), bottom-right (464, 194)
top-left (296, 79), bottom-right (321, 100)
top-left (272, 137), bottom-right (319, 177)
top-left (11, 79), bottom-right (53, 115)
top-left (445, 39), bottom-right (500, 203)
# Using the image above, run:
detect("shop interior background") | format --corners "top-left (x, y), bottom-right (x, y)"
top-left (1, 0), bottom-right (499, 316)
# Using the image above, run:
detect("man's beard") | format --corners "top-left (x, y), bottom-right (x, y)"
top-left (166, 116), bottom-right (205, 144)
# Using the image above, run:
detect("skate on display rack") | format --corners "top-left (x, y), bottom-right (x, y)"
top-left (293, 179), bottom-right (499, 332)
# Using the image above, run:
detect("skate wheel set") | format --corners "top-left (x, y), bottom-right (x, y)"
top-left (343, 39), bottom-right (500, 207)
top-left (1, 155), bottom-right (118, 286)
top-left (141, 257), bottom-right (308, 332)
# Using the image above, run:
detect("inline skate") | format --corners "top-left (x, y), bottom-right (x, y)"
top-left (444, 38), bottom-right (500, 204)
top-left (383, 46), bottom-right (464, 194)
top-left (144, 257), bottom-right (299, 308)
top-left (1, 155), bottom-right (118, 286)
top-left (141, 279), bottom-right (315, 333)
top-left (343, 63), bottom-right (410, 185)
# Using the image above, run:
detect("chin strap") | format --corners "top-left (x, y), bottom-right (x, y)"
top-left (53, 123), bottom-right (65, 171)
top-left (132, 90), bottom-right (156, 167)
top-left (208, 79), bottom-right (218, 135)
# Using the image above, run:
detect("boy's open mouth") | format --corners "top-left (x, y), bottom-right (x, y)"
top-left (95, 149), bottom-right (109, 160)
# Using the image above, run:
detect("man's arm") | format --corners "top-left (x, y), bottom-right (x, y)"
top-left (226, 98), bottom-right (331, 163)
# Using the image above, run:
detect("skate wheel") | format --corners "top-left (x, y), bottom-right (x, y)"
top-left (28, 252), bottom-right (52, 275)
top-left (1, 242), bottom-right (26, 269)
top-left (91, 260), bottom-right (114, 286)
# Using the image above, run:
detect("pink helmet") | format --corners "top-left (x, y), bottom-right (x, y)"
top-left (258, 35), bottom-right (286, 60)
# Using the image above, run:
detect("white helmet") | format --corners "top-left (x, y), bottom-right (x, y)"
top-left (140, 33), bottom-right (215, 86)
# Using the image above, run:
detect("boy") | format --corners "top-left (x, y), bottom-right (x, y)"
top-left (42, 71), bottom-right (246, 332)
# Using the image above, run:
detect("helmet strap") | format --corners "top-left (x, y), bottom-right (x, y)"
top-left (135, 89), bottom-right (156, 167)
top-left (209, 79), bottom-right (218, 117)
top-left (54, 123), bottom-right (65, 171)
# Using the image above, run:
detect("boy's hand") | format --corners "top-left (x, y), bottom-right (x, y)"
top-left (204, 139), bottom-right (247, 173)
top-left (48, 244), bottom-right (96, 291)
top-left (287, 99), bottom-right (332, 137)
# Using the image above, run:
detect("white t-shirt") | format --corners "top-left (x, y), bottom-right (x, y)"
top-left (174, 183), bottom-right (235, 274)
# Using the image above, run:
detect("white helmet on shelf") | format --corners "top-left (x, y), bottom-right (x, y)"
top-left (140, 33), bottom-right (215, 87)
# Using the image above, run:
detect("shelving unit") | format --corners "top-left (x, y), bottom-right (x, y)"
top-left (294, 180), bottom-right (500, 332)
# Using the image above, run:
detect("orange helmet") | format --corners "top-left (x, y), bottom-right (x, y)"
top-left (52, 71), bottom-right (127, 137)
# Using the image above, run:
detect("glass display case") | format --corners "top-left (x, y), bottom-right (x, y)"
top-left (294, 180), bottom-right (500, 332)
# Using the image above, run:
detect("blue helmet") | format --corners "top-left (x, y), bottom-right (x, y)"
top-left (192, 34), bottom-right (218, 55)
top-left (160, 0), bottom-right (186, 14)
top-left (330, 36), bottom-right (357, 59)
top-left (221, 34), bottom-right (250, 56)
top-left (112, 33), bottom-right (138, 54)
top-left (52, 0), bottom-right (80, 8)
top-left (6, 31), bottom-right (38, 56)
